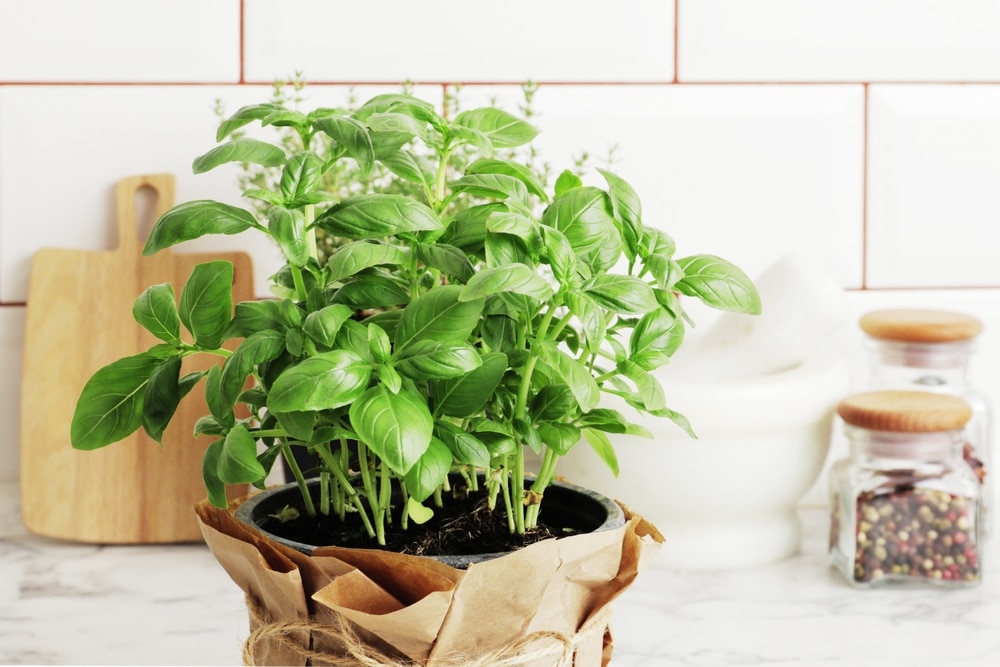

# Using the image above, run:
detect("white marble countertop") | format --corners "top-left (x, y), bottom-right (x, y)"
top-left (2, 479), bottom-right (999, 666)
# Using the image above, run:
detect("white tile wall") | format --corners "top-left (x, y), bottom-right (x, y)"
top-left (0, 0), bottom-right (240, 82)
top-left (243, 0), bottom-right (674, 83)
top-left (868, 85), bottom-right (1000, 288)
top-left (680, 0), bottom-right (1000, 82)
top-left (455, 84), bottom-right (865, 286)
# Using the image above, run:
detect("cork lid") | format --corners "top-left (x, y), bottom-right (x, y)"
top-left (837, 390), bottom-right (972, 432)
top-left (859, 308), bottom-right (982, 343)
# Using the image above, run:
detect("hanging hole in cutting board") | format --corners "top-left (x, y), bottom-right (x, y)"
top-left (134, 184), bottom-right (159, 246)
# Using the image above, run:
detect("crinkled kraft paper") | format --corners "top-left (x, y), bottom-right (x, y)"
top-left (195, 495), bottom-right (663, 667)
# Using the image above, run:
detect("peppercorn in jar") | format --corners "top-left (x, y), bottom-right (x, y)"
top-left (858, 308), bottom-right (992, 537)
top-left (829, 390), bottom-right (982, 588)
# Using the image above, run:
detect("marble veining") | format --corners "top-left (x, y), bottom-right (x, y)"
top-left (2, 480), bottom-right (998, 666)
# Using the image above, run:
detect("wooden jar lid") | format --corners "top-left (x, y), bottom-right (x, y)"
top-left (837, 390), bottom-right (972, 432)
top-left (859, 308), bottom-right (982, 343)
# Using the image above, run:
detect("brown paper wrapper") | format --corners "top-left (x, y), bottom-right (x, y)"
top-left (196, 496), bottom-right (663, 667)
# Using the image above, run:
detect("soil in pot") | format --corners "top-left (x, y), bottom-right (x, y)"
top-left (241, 475), bottom-right (622, 561)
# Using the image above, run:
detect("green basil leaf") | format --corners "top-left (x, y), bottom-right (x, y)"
top-left (261, 108), bottom-right (308, 129)
top-left (303, 304), bottom-right (354, 347)
top-left (537, 422), bottom-right (581, 456)
top-left (179, 261), bottom-right (234, 350)
top-left (577, 408), bottom-right (636, 435)
top-left (217, 425), bottom-right (266, 484)
top-left (314, 115), bottom-right (374, 178)
top-left (481, 314), bottom-right (516, 354)
top-left (450, 174), bottom-right (528, 204)
top-left (537, 344), bottom-right (600, 413)
top-left (530, 384), bottom-right (577, 423)
top-left (350, 386), bottom-right (432, 476)
top-left (380, 149), bottom-right (434, 191)
top-left (597, 168), bottom-right (643, 261)
top-left (648, 405), bottom-right (697, 438)
top-left (540, 225), bottom-right (577, 287)
top-left (192, 137), bottom-right (286, 174)
top-left (354, 93), bottom-right (438, 122)
top-left (564, 292), bottom-right (605, 355)
top-left (432, 352), bottom-right (508, 418)
top-left (216, 102), bottom-right (282, 141)
top-left (194, 416), bottom-right (227, 437)
top-left (459, 264), bottom-right (553, 303)
top-left (315, 194), bottom-right (443, 239)
top-left (630, 308), bottom-right (684, 371)
top-left (621, 360), bottom-right (666, 412)
top-left (582, 428), bottom-right (619, 477)
top-left (541, 186), bottom-right (621, 273)
top-left (451, 125), bottom-right (493, 157)
top-left (204, 364), bottom-right (234, 427)
top-left (554, 170), bottom-right (583, 198)
top-left (133, 283), bottom-right (180, 342)
top-left (267, 206), bottom-right (310, 268)
top-left (584, 275), bottom-right (658, 315)
top-left (675, 254), bottom-right (762, 315)
top-left (280, 151), bottom-right (326, 202)
top-left (71, 353), bottom-right (163, 450)
top-left (440, 203), bottom-right (501, 252)
top-left (453, 107), bottom-right (538, 148)
top-left (234, 299), bottom-right (288, 336)
top-left (434, 422), bottom-right (490, 468)
top-left (202, 439), bottom-right (229, 508)
top-left (514, 416), bottom-right (542, 454)
top-left (465, 158), bottom-right (548, 201)
top-left (395, 340), bottom-right (482, 380)
top-left (272, 410), bottom-right (315, 442)
top-left (485, 233), bottom-right (532, 271)
top-left (415, 242), bottom-right (475, 283)
top-left (268, 350), bottom-right (372, 412)
top-left (378, 364), bottom-right (403, 393)
top-left (219, 330), bottom-right (286, 412)
top-left (334, 320), bottom-right (373, 361)
top-left (331, 275), bottom-right (410, 311)
top-left (327, 241), bottom-right (408, 282)
top-left (404, 437), bottom-right (452, 502)
top-left (395, 285), bottom-right (484, 347)
top-left (477, 428), bottom-right (517, 458)
top-left (142, 355), bottom-right (182, 443)
top-left (368, 324), bottom-right (392, 364)
top-left (364, 111), bottom-right (428, 139)
top-left (243, 188), bottom-right (286, 206)
top-left (143, 201), bottom-right (257, 255)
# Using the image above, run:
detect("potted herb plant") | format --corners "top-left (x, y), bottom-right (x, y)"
top-left (71, 91), bottom-right (760, 666)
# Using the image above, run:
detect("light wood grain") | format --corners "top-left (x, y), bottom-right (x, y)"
top-left (20, 174), bottom-right (254, 543)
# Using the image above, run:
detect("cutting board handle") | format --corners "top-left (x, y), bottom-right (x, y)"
top-left (115, 174), bottom-right (176, 250)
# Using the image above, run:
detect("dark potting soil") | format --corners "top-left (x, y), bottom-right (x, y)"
top-left (256, 483), bottom-right (563, 557)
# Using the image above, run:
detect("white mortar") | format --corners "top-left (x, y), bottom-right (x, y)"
top-left (559, 348), bottom-right (850, 570)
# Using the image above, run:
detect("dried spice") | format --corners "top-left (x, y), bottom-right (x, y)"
top-left (852, 483), bottom-right (979, 584)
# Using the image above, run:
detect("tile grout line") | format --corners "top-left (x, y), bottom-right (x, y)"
top-left (674, 0), bottom-right (680, 84)
top-left (239, 0), bottom-right (246, 84)
top-left (861, 83), bottom-right (869, 290)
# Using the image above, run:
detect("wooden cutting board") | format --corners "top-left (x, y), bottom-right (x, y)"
top-left (20, 174), bottom-right (254, 543)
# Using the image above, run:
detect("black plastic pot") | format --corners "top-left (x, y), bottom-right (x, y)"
top-left (234, 475), bottom-right (625, 569)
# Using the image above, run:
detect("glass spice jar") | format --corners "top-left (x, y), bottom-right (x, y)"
top-left (858, 308), bottom-right (992, 537)
top-left (829, 390), bottom-right (982, 588)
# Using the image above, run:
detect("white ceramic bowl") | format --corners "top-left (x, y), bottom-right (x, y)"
top-left (558, 348), bottom-right (850, 570)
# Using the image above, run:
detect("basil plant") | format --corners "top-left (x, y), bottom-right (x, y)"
top-left (71, 92), bottom-right (760, 544)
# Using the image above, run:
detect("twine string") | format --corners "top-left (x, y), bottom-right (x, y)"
top-left (242, 595), bottom-right (607, 667)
